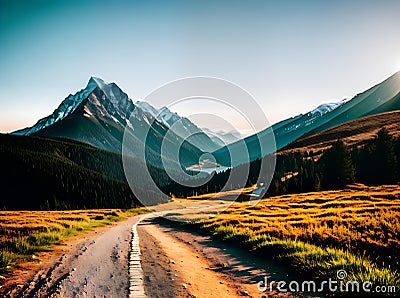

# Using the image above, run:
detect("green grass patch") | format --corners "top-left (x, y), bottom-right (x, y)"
top-left (0, 251), bottom-right (15, 272)
top-left (197, 223), bottom-right (399, 296)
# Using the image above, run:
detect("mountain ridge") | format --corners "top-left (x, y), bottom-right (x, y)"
top-left (213, 71), bottom-right (400, 166)
top-left (12, 77), bottom-right (219, 169)
top-left (280, 110), bottom-right (400, 155)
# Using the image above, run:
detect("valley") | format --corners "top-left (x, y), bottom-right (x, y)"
top-left (2, 1), bottom-right (400, 296)
top-left (1, 72), bottom-right (400, 297)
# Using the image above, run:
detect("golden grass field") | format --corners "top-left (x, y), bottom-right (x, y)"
top-left (196, 184), bottom-right (400, 291)
top-left (0, 208), bottom-right (146, 274)
top-left (1, 185), bottom-right (399, 294)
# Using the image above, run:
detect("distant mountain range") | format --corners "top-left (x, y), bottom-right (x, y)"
top-left (135, 100), bottom-right (220, 152)
top-left (201, 128), bottom-right (243, 147)
top-left (13, 77), bottom-right (219, 169)
top-left (12, 71), bottom-right (400, 169)
top-left (213, 71), bottom-right (400, 166)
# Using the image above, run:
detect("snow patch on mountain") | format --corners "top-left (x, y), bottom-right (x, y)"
top-left (155, 107), bottom-right (180, 127)
top-left (136, 102), bottom-right (182, 128)
top-left (135, 101), bottom-right (159, 118)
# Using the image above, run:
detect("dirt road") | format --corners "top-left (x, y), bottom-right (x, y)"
top-left (4, 216), bottom-right (141, 297)
top-left (3, 214), bottom-right (300, 298)
top-left (138, 217), bottom-right (297, 298)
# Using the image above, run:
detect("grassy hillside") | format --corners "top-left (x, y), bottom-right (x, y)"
top-left (0, 134), bottom-right (168, 210)
top-left (281, 110), bottom-right (400, 155)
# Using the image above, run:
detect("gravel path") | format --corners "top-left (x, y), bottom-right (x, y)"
top-left (4, 216), bottom-right (141, 298)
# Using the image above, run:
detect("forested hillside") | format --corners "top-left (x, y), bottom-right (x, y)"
top-left (0, 134), bottom-right (169, 210)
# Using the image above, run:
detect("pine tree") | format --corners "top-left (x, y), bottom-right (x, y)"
top-left (372, 128), bottom-right (397, 184)
top-left (321, 140), bottom-right (355, 189)
top-left (396, 137), bottom-right (400, 181)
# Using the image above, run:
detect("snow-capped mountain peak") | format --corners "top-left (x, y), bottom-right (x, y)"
top-left (157, 107), bottom-right (181, 127)
top-left (14, 79), bottom-right (97, 135)
top-left (308, 102), bottom-right (344, 117)
top-left (135, 101), bottom-right (159, 118)
top-left (136, 102), bottom-right (182, 128)
top-left (87, 77), bottom-right (132, 111)
top-left (87, 76), bottom-right (106, 89)
top-left (13, 76), bottom-right (220, 154)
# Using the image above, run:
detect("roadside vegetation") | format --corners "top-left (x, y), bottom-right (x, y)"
top-left (195, 185), bottom-right (400, 295)
top-left (0, 209), bottom-right (147, 274)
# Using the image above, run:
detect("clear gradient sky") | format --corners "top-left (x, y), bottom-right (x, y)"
top-left (1, 0), bottom-right (400, 133)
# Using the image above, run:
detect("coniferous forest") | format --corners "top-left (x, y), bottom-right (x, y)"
top-left (0, 134), bottom-right (169, 210)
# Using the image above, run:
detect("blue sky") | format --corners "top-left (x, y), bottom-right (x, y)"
top-left (1, 0), bottom-right (400, 133)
